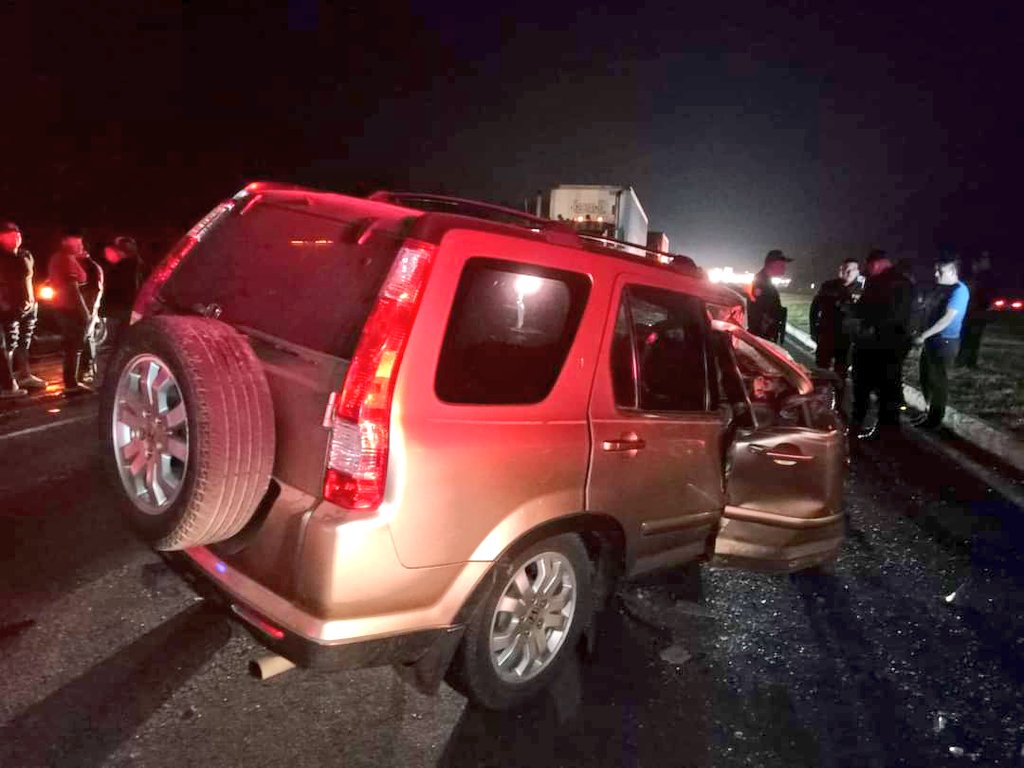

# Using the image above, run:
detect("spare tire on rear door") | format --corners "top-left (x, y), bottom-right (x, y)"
top-left (99, 315), bottom-right (276, 551)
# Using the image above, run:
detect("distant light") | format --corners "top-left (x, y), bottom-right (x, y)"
top-left (992, 299), bottom-right (1006, 308)
top-left (576, 216), bottom-right (584, 222)
top-left (810, 282), bottom-right (816, 290)
top-left (706, 266), bottom-right (790, 289)
top-left (708, 266), bottom-right (756, 286)
top-left (38, 285), bottom-right (56, 301)
top-left (597, 216), bottom-right (604, 222)
top-left (1012, 301), bottom-right (1023, 310)
top-left (47, 408), bottom-right (61, 414)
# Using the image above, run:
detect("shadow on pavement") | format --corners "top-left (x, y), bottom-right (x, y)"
top-left (0, 603), bottom-right (230, 768)
top-left (790, 571), bottom-right (928, 765)
top-left (437, 596), bottom-right (713, 768)
top-left (0, 453), bottom-right (136, 619)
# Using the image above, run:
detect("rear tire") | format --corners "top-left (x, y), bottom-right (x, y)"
top-left (446, 533), bottom-right (593, 711)
top-left (99, 316), bottom-right (275, 551)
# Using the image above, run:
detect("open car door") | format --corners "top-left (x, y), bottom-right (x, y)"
top-left (710, 321), bottom-right (847, 572)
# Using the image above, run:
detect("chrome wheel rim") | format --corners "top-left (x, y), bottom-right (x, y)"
top-left (112, 354), bottom-right (189, 515)
top-left (489, 551), bottom-right (577, 683)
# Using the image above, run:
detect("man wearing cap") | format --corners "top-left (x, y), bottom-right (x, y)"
top-left (851, 249), bottom-right (915, 439)
top-left (0, 222), bottom-right (45, 397)
top-left (747, 249), bottom-right (792, 343)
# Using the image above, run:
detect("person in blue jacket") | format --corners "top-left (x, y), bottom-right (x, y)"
top-left (912, 256), bottom-right (970, 429)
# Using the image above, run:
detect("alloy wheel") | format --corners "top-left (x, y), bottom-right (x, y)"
top-left (112, 354), bottom-right (189, 514)
top-left (489, 551), bottom-right (577, 683)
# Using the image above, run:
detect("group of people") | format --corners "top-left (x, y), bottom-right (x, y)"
top-left (0, 221), bottom-right (144, 398)
top-left (748, 245), bottom-right (976, 439)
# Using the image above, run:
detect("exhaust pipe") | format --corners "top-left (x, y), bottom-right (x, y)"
top-left (249, 654), bottom-right (296, 681)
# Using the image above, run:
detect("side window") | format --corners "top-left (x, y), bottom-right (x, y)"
top-left (435, 258), bottom-right (591, 405)
top-left (610, 300), bottom-right (637, 408)
top-left (732, 333), bottom-right (787, 378)
top-left (625, 285), bottom-right (710, 412)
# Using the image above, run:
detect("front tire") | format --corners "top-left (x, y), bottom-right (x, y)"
top-left (447, 533), bottom-right (593, 710)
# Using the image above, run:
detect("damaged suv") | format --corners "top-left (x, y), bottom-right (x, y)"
top-left (100, 183), bottom-right (846, 710)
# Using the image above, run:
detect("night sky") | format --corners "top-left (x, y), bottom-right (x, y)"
top-left (4, 1), bottom-right (1019, 281)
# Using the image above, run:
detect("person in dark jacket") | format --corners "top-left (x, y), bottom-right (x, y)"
top-left (810, 257), bottom-right (862, 378)
top-left (851, 249), bottom-right (914, 440)
top-left (95, 235), bottom-right (142, 379)
top-left (956, 252), bottom-right (993, 368)
top-left (0, 221), bottom-right (33, 397)
top-left (747, 249), bottom-right (792, 342)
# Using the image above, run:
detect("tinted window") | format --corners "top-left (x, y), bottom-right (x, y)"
top-left (163, 203), bottom-right (398, 357)
top-left (435, 259), bottom-right (590, 404)
top-left (612, 286), bottom-right (710, 412)
top-left (610, 300), bottom-right (637, 408)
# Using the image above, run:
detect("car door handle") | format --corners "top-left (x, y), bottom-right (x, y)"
top-left (748, 444), bottom-right (814, 463)
top-left (602, 434), bottom-right (646, 452)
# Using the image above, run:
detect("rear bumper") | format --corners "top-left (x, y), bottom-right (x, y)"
top-left (162, 549), bottom-right (464, 671)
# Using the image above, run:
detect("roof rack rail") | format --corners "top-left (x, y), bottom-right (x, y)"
top-left (367, 191), bottom-right (561, 230)
top-left (369, 190), bottom-right (704, 277)
top-left (576, 233), bottom-right (701, 274)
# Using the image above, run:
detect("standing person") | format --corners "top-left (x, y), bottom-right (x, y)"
top-left (96, 235), bottom-right (141, 378)
top-left (747, 249), bottom-right (792, 342)
top-left (47, 229), bottom-right (97, 393)
top-left (1, 221), bottom-right (47, 392)
top-left (957, 252), bottom-right (993, 368)
top-left (851, 249), bottom-right (914, 440)
top-left (78, 243), bottom-right (105, 382)
top-left (0, 222), bottom-right (31, 398)
top-left (809, 258), bottom-right (862, 379)
top-left (912, 257), bottom-right (970, 429)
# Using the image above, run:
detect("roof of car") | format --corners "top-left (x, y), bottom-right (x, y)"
top-left (238, 182), bottom-right (745, 308)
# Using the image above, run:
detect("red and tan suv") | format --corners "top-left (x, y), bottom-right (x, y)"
top-left (100, 183), bottom-right (846, 710)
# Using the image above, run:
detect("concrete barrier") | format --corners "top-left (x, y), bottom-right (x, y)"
top-left (785, 323), bottom-right (1024, 474)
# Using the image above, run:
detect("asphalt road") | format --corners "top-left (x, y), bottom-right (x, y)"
top-left (2, 394), bottom-right (1024, 767)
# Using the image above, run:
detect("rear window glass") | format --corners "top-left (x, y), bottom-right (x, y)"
top-left (163, 203), bottom-right (399, 357)
top-left (435, 258), bottom-right (590, 404)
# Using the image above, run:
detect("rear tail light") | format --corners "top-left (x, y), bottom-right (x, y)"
top-left (1012, 301), bottom-right (1023, 310)
top-left (130, 200), bottom-right (235, 323)
top-left (324, 240), bottom-right (437, 511)
top-left (993, 299), bottom-right (1007, 308)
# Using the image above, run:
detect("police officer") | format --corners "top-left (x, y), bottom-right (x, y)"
top-left (912, 256), bottom-right (970, 428)
top-left (810, 257), bottom-right (862, 378)
top-left (851, 249), bottom-right (914, 440)
top-left (748, 249), bottom-right (792, 342)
